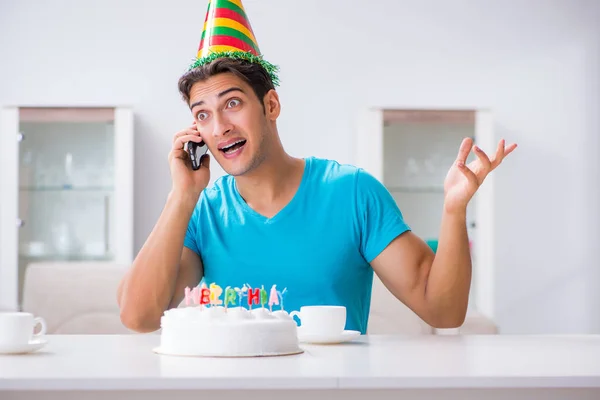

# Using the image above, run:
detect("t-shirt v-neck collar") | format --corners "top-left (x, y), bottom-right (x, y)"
top-left (233, 157), bottom-right (312, 224)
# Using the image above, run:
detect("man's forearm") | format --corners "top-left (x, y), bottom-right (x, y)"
top-left (425, 207), bottom-right (472, 327)
top-left (118, 190), bottom-right (198, 332)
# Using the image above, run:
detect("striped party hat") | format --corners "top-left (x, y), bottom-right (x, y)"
top-left (188, 0), bottom-right (279, 86)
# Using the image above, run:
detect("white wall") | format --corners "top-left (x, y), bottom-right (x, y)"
top-left (1, 0), bottom-right (599, 334)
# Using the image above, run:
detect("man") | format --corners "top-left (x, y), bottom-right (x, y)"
top-left (117, 0), bottom-right (516, 334)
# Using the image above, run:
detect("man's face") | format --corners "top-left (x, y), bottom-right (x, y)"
top-left (188, 73), bottom-right (275, 176)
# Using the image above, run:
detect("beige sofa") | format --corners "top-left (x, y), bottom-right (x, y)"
top-left (369, 274), bottom-right (498, 334)
top-left (21, 262), bottom-right (133, 334)
top-left (21, 262), bottom-right (497, 335)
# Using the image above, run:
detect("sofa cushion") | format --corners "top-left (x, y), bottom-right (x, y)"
top-left (21, 261), bottom-right (133, 334)
top-left (367, 274), bottom-right (433, 334)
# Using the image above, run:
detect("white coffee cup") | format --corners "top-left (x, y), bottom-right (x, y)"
top-left (290, 306), bottom-right (346, 336)
top-left (0, 312), bottom-right (47, 346)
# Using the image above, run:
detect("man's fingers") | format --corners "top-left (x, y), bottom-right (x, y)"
top-left (504, 143), bottom-right (518, 157)
top-left (455, 137), bottom-right (473, 166)
top-left (172, 134), bottom-right (204, 151)
top-left (173, 127), bottom-right (201, 142)
top-left (490, 140), bottom-right (518, 169)
top-left (473, 145), bottom-right (492, 174)
top-left (171, 149), bottom-right (189, 159)
top-left (169, 149), bottom-right (191, 166)
top-left (200, 153), bottom-right (210, 169)
top-left (457, 162), bottom-right (479, 187)
top-left (490, 139), bottom-right (505, 169)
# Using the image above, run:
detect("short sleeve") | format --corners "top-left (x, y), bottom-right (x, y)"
top-left (183, 201), bottom-right (202, 256)
top-left (356, 169), bottom-right (411, 263)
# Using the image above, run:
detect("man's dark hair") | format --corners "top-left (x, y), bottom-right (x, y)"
top-left (178, 58), bottom-right (275, 111)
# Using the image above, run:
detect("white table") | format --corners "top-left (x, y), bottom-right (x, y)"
top-left (1, 334), bottom-right (600, 400)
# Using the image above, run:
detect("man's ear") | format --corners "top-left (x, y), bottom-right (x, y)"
top-left (264, 89), bottom-right (281, 120)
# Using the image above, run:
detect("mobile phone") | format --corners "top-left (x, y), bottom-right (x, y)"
top-left (186, 141), bottom-right (208, 171)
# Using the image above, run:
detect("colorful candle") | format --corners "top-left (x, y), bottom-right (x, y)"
top-left (209, 283), bottom-right (223, 305)
top-left (247, 287), bottom-right (260, 308)
top-left (200, 288), bottom-right (211, 305)
top-left (234, 285), bottom-right (248, 307)
top-left (277, 288), bottom-right (288, 311)
top-left (260, 285), bottom-right (267, 308)
top-left (184, 287), bottom-right (192, 306)
top-left (268, 284), bottom-right (279, 312)
top-left (199, 282), bottom-right (208, 309)
top-left (191, 287), bottom-right (200, 305)
top-left (241, 284), bottom-right (249, 307)
top-left (224, 286), bottom-right (237, 308)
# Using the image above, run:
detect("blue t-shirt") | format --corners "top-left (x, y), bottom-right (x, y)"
top-left (183, 156), bottom-right (410, 334)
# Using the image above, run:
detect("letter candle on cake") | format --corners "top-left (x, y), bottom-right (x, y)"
top-left (199, 282), bottom-right (210, 309)
top-left (191, 287), bottom-right (201, 305)
top-left (200, 287), bottom-right (211, 306)
top-left (209, 283), bottom-right (223, 305)
top-left (241, 284), bottom-right (250, 307)
top-left (184, 287), bottom-right (192, 306)
top-left (224, 286), bottom-right (237, 309)
top-left (247, 287), bottom-right (260, 309)
top-left (268, 284), bottom-right (279, 312)
top-left (234, 285), bottom-right (248, 308)
top-left (234, 286), bottom-right (241, 305)
top-left (260, 285), bottom-right (268, 308)
top-left (277, 288), bottom-right (288, 311)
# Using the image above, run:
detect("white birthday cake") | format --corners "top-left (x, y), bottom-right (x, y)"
top-left (158, 283), bottom-right (302, 357)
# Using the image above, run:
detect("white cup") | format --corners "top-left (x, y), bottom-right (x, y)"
top-left (0, 312), bottom-right (47, 346)
top-left (290, 306), bottom-right (346, 336)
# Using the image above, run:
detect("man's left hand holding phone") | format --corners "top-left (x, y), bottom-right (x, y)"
top-left (168, 122), bottom-right (211, 202)
top-left (185, 123), bottom-right (209, 171)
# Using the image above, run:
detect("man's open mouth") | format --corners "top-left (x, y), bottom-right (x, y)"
top-left (220, 139), bottom-right (247, 154)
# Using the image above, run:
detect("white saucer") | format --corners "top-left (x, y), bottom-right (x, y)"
top-left (152, 346), bottom-right (304, 358)
top-left (297, 329), bottom-right (361, 344)
top-left (0, 339), bottom-right (47, 355)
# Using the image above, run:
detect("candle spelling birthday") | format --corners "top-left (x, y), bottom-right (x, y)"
top-left (184, 283), bottom-right (288, 311)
